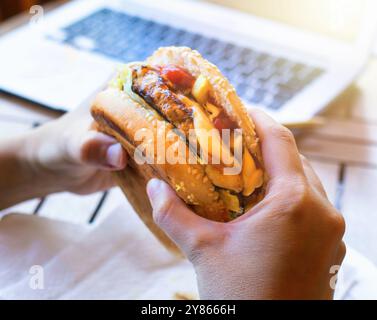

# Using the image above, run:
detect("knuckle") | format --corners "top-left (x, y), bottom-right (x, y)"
top-left (338, 241), bottom-right (347, 261)
top-left (78, 132), bottom-right (97, 163)
top-left (269, 125), bottom-right (295, 145)
top-left (329, 213), bottom-right (346, 238)
top-left (290, 189), bottom-right (311, 214)
top-left (299, 154), bottom-right (309, 165)
top-left (275, 176), bottom-right (311, 213)
top-left (79, 143), bottom-right (90, 163)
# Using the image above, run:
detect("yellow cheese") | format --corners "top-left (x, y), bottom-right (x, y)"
top-left (242, 148), bottom-right (258, 196)
top-left (205, 102), bottom-right (220, 120)
top-left (192, 75), bottom-right (211, 105)
top-left (193, 105), bottom-right (234, 166)
top-left (219, 190), bottom-right (241, 213)
top-left (205, 165), bottom-right (243, 193)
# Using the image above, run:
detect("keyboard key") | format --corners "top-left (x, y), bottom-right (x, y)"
top-left (291, 62), bottom-right (306, 73)
top-left (266, 98), bottom-right (286, 110)
top-left (303, 68), bottom-right (324, 82)
top-left (235, 83), bottom-right (248, 96)
top-left (274, 57), bottom-right (289, 68)
top-left (249, 89), bottom-right (266, 104)
top-left (248, 77), bottom-right (265, 91)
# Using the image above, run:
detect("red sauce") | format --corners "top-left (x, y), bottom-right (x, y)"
top-left (158, 64), bottom-right (239, 134)
top-left (213, 112), bottom-right (238, 131)
top-left (159, 65), bottom-right (195, 91)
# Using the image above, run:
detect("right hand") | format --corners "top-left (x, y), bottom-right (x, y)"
top-left (146, 109), bottom-right (346, 300)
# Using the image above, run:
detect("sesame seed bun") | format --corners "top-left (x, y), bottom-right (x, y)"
top-left (91, 47), bottom-right (266, 255)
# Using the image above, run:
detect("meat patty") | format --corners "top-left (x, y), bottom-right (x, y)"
top-left (131, 65), bottom-right (194, 136)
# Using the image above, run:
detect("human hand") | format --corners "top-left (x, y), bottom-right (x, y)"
top-left (146, 109), bottom-right (345, 300)
top-left (18, 104), bottom-right (127, 196)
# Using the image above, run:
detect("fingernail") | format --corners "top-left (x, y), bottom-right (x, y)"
top-left (106, 143), bottom-right (123, 168)
top-left (147, 178), bottom-right (163, 202)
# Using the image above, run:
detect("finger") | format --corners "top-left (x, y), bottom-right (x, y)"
top-left (249, 109), bottom-right (304, 179)
top-left (69, 131), bottom-right (127, 170)
top-left (147, 178), bottom-right (214, 252)
top-left (89, 121), bottom-right (100, 131)
top-left (300, 155), bottom-right (327, 198)
top-left (71, 171), bottom-right (117, 195)
top-left (334, 241), bottom-right (347, 267)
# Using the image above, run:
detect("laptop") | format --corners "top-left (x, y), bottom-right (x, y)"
top-left (0, 0), bottom-right (376, 123)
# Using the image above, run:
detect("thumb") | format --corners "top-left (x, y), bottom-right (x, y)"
top-left (71, 131), bottom-right (127, 170)
top-left (147, 178), bottom-right (213, 252)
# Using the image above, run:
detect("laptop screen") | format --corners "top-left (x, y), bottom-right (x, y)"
top-left (199, 0), bottom-right (367, 43)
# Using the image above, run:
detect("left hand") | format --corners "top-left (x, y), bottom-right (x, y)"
top-left (21, 105), bottom-right (128, 195)
top-left (0, 100), bottom-right (128, 210)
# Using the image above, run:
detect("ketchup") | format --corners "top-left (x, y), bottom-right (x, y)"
top-left (213, 112), bottom-right (238, 131)
top-left (159, 65), bottom-right (195, 91)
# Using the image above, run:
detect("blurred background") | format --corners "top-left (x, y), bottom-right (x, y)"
top-left (207, 0), bottom-right (364, 42)
top-left (1, 0), bottom-right (373, 41)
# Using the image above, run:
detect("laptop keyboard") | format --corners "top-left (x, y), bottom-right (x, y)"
top-left (50, 8), bottom-right (324, 110)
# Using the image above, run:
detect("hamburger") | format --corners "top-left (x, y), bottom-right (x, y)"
top-left (91, 47), bottom-right (265, 252)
